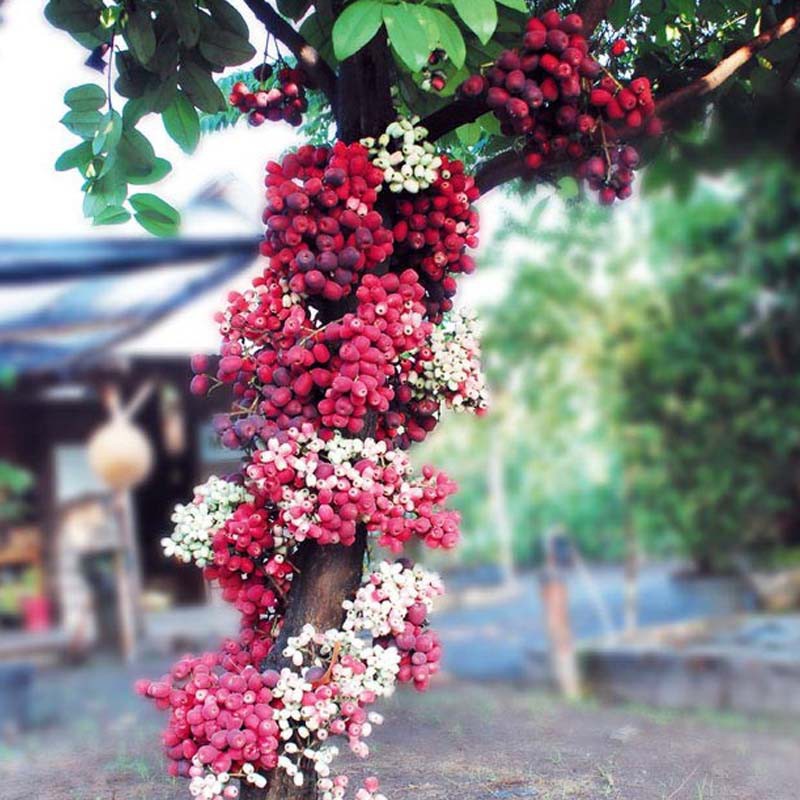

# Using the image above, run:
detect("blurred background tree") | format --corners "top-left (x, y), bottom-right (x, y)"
top-left (422, 160), bottom-right (800, 574)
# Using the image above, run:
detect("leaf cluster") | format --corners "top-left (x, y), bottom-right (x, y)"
top-left (48, 0), bottom-right (257, 233)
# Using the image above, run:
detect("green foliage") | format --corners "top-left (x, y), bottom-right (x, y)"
top-left (451, 0), bottom-right (497, 45)
top-left (0, 460), bottom-right (34, 524)
top-left (47, 0), bottom-right (256, 233)
top-left (129, 192), bottom-right (181, 236)
top-left (46, 0), bottom-right (800, 240)
top-left (332, 0), bottom-right (384, 62)
top-left (604, 166), bottom-right (800, 569)
top-left (422, 162), bottom-right (800, 570)
top-left (162, 92), bottom-right (201, 154)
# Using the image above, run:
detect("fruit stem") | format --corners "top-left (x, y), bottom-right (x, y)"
top-left (107, 32), bottom-right (116, 112)
top-left (599, 123), bottom-right (613, 174)
top-left (600, 65), bottom-right (624, 91)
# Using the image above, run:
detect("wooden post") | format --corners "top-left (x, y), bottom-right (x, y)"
top-left (540, 532), bottom-right (580, 699)
top-left (112, 490), bottom-right (143, 662)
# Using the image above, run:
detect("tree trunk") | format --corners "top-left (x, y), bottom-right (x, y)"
top-left (241, 28), bottom-right (396, 800)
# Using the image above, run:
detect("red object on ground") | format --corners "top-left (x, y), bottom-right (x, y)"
top-left (22, 595), bottom-right (51, 632)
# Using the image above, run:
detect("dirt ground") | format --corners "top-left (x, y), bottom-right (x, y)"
top-left (2, 658), bottom-right (799, 800)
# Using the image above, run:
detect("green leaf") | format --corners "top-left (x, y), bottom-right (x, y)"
top-left (178, 60), bottom-right (227, 112)
top-left (115, 51), bottom-right (152, 98)
top-left (168, 0), bottom-right (200, 46)
top-left (278, 0), bottom-right (313, 21)
top-left (163, 92), bottom-right (201, 154)
top-left (452, 0), bottom-right (497, 45)
top-left (125, 5), bottom-right (156, 64)
top-left (383, 3), bottom-right (430, 72)
top-left (198, 17), bottom-right (257, 66)
top-left (456, 121), bottom-right (482, 146)
top-left (608, 0), bottom-right (632, 28)
top-left (332, 0), bottom-right (383, 62)
top-left (93, 205), bottom-right (132, 225)
top-left (83, 174), bottom-right (127, 218)
top-left (495, 0), bottom-right (528, 11)
top-left (55, 141), bottom-right (94, 172)
top-left (60, 109), bottom-right (103, 139)
top-left (130, 193), bottom-right (181, 236)
top-left (92, 110), bottom-right (122, 155)
top-left (146, 28), bottom-right (180, 78)
top-left (122, 98), bottom-right (150, 128)
top-left (127, 157), bottom-right (172, 185)
top-left (64, 84), bottom-right (106, 112)
top-left (207, 0), bottom-right (250, 37)
top-left (415, 6), bottom-right (466, 69)
top-left (142, 72), bottom-right (178, 113)
top-left (117, 128), bottom-right (156, 172)
top-left (45, 0), bottom-right (102, 34)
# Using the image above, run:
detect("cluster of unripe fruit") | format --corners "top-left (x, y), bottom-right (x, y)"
top-left (229, 64), bottom-right (309, 128)
top-left (458, 9), bottom-right (661, 203)
top-left (362, 116), bottom-right (442, 194)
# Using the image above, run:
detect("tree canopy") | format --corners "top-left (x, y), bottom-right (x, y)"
top-left (45, 0), bottom-right (800, 231)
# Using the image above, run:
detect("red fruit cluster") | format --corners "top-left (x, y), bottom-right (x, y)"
top-left (461, 12), bottom-right (594, 136)
top-left (459, 9), bottom-right (661, 203)
top-left (375, 464), bottom-right (460, 552)
top-left (203, 267), bottom-right (435, 441)
top-left (379, 601), bottom-right (442, 692)
top-left (261, 143), bottom-right (393, 302)
top-left (204, 504), bottom-right (294, 634)
top-left (392, 156), bottom-right (480, 320)
top-left (136, 658), bottom-right (282, 778)
top-left (229, 66), bottom-right (309, 128)
top-left (588, 75), bottom-right (658, 133)
top-left (578, 144), bottom-right (641, 204)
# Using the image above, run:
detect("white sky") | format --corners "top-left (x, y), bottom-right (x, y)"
top-left (0, 2), bottom-right (523, 355)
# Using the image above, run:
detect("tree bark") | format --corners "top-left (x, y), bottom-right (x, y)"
top-left (241, 25), bottom-right (396, 800)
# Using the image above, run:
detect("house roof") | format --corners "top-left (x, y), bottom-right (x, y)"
top-left (0, 237), bottom-right (259, 378)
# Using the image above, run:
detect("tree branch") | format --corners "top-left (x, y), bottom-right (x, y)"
top-left (576, 0), bottom-right (616, 36)
top-left (475, 150), bottom-right (526, 194)
top-left (242, 0), bottom-right (337, 102)
top-left (422, 97), bottom-right (487, 143)
top-left (656, 12), bottom-right (800, 115)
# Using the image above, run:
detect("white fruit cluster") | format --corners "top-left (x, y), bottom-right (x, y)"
top-left (362, 116), bottom-right (442, 194)
top-left (343, 560), bottom-right (444, 637)
top-left (188, 763), bottom-right (236, 800)
top-left (408, 309), bottom-right (489, 413)
top-left (162, 476), bottom-right (252, 567)
top-left (274, 624), bottom-right (398, 785)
